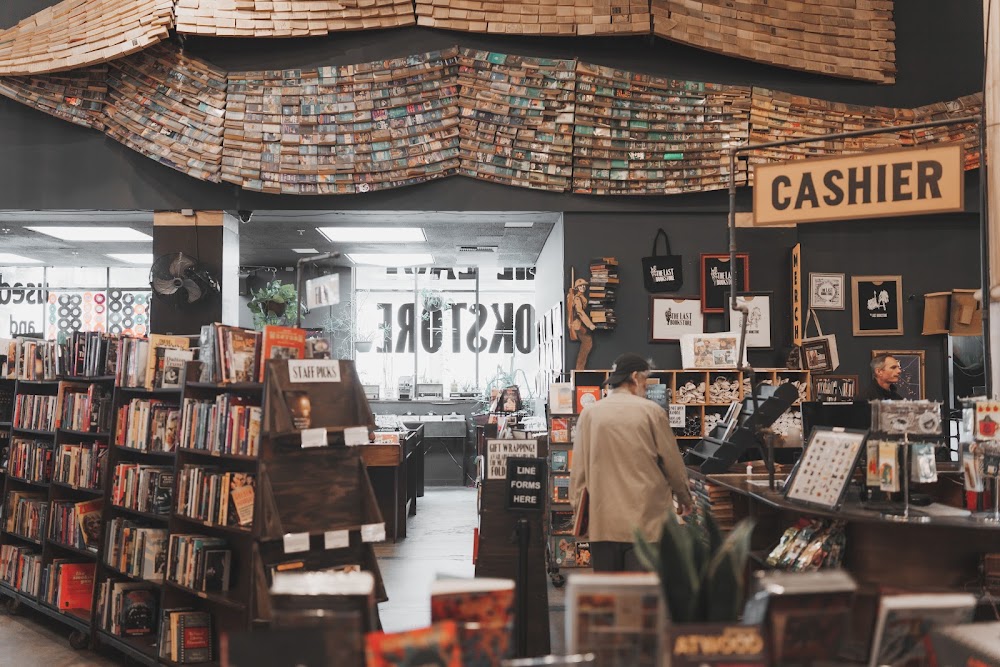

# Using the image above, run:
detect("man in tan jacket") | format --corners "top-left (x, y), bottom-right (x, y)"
top-left (570, 353), bottom-right (693, 572)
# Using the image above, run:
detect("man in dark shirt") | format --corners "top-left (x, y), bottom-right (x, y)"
top-left (861, 353), bottom-right (903, 400)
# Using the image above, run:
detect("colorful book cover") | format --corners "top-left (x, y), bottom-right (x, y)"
top-left (226, 328), bottom-right (260, 384)
top-left (144, 335), bottom-right (191, 390)
top-left (551, 510), bottom-right (575, 535)
top-left (567, 573), bottom-right (663, 667)
top-left (550, 449), bottom-right (570, 473)
top-left (160, 348), bottom-right (194, 389)
top-left (576, 386), bottom-right (601, 413)
top-left (551, 537), bottom-right (591, 568)
top-left (550, 417), bottom-right (571, 443)
top-left (228, 473), bottom-right (256, 527)
top-left (75, 498), bottom-right (103, 550)
top-left (178, 611), bottom-right (213, 662)
top-left (552, 475), bottom-right (570, 503)
top-left (260, 325), bottom-right (307, 382)
top-left (549, 383), bottom-right (574, 415)
top-left (365, 620), bottom-right (462, 667)
top-left (430, 578), bottom-right (514, 624)
top-left (121, 588), bottom-right (158, 636)
top-left (57, 562), bottom-right (95, 610)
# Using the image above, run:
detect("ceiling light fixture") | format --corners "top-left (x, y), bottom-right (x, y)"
top-left (292, 248), bottom-right (320, 254)
top-left (27, 226), bottom-right (153, 242)
top-left (346, 253), bottom-right (433, 267)
top-left (106, 253), bottom-right (154, 264)
top-left (0, 253), bottom-right (41, 264)
top-left (504, 222), bottom-right (535, 228)
top-left (317, 227), bottom-right (426, 243)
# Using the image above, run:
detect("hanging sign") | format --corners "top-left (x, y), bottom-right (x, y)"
top-left (753, 144), bottom-right (964, 226)
top-left (305, 273), bottom-right (340, 309)
top-left (505, 457), bottom-right (547, 512)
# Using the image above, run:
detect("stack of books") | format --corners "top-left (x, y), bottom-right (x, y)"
top-left (175, 0), bottom-right (414, 37)
top-left (690, 478), bottom-right (735, 531)
top-left (111, 463), bottom-right (173, 515)
top-left (166, 534), bottom-right (232, 592)
top-left (588, 257), bottom-right (619, 330)
top-left (198, 324), bottom-right (262, 384)
top-left (0, 66), bottom-right (108, 130)
top-left (49, 499), bottom-right (102, 551)
top-left (176, 466), bottom-right (255, 528)
top-left (114, 398), bottom-right (179, 452)
top-left (456, 48), bottom-right (575, 193)
top-left (103, 518), bottom-right (168, 581)
top-left (416, 0), bottom-right (649, 36)
top-left (54, 442), bottom-right (108, 490)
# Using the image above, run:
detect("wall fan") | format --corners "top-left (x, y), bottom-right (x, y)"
top-left (149, 252), bottom-right (220, 304)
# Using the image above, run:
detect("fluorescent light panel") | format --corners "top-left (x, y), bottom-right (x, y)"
top-left (27, 226), bottom-right (152, 242)
top-left (347, 253), bottom-right (433, 267)
top-left (292, 248), bottom-right (320, 254)
top-left (0, 253), bottom-right (41, 264)
top-left (106, 253), bottom-right (153, 264)
top-left (504, 222), bottom-right (534, 228)
top-left (317, 227), bottom-right (425, 243)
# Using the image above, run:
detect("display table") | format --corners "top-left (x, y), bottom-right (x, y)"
top-left (361, 426), bottom-right (423, 541)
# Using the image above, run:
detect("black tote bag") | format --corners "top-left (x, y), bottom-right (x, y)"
top-left (642, 228), bottom-right (683, 292)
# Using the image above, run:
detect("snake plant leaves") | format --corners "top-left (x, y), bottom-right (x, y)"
top-left (657, 510), bottom-right (701, 623)
top-left (703, 518), bottom-right (756, 622)
top-left (633, 528), bottom-right (662, 574)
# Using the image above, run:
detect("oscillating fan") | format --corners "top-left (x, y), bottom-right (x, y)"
top-left (149, 253), bottom-right (220, 304)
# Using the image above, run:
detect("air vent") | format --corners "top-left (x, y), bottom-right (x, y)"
top-left (458, 245), bottom-right (499, 253)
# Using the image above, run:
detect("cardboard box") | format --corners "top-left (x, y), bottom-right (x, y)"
top-left (922, 292), bottom-right (951, 335)
top-left (950, 289), bottom-right (983, 336)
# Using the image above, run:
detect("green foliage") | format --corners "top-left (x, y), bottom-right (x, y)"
top-left (634, 502), bottom-right (755, 623)
top-left (247, 280), bottom-right (299, 329)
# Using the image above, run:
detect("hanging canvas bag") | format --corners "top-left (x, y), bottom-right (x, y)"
top-left (801, 308), bottom-right (840, 373)
top-left (642, 228), bottom-right (683, 292)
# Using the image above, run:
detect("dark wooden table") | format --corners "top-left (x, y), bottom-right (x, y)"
top-left (361, 427), bottom-right (423, 541)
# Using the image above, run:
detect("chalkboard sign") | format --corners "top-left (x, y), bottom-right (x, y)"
top-left (505, 457), bottom-right (547, 513)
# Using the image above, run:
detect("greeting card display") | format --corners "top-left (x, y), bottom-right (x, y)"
top-left (784, 428), bottom-right (868, 511)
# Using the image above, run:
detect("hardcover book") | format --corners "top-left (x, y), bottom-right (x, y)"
top-left (550, 449), bottom-right (570, 473)
top-left (549, 383), bottom-right (574, 415)
top-left (365, 620), bottom-right (462, 667)
top-left (145, 335), bottom-right (191, 390)
top-left (159, 348), bottom-right (194, 389)
top-left (57, 562), bottom-right (95, 611)
top-left (176, 611), bottom-right (213, 663)
top-left (551, 537), bottom-right (591, 568)
top-left (552, 475), bottom-right (570, 503)
top-left (121, 588), bottom-right (158, 636)
top-left (260, 325), bottom-right (307, 382)
top-left (228, 473), bottom-right (256, 527)
top-left (566, 573), bottom-right (664, 667)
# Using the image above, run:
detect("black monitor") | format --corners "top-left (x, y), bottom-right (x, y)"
top-left (800, 400), bottom-right (872, 436)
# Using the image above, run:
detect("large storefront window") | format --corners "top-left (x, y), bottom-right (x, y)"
top-left (353, 266), bottom-right (537, 399)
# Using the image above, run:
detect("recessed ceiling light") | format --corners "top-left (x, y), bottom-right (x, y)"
top-left (504, 222), bottom-right (534, 228)
top-left (0, 253), bottom-right (41, 264)
top-left (292, 248), bottom-right (320, 254)
top-left (106, 253), bottom-right (153, 264)
top-left (347, 253), bottom-right (433, 267)
top-left (318, 227), bottom-right (425, 243)
top-left (27, 226), bottom-right (152, 242)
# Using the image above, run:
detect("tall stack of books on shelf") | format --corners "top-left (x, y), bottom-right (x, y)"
top-left (179, 393), bottom-right (262, 456)
top-left (114, 398), bottom-right (179, 453)
top-left (588, 257), bottom-right (619, 331)
top-left (690, 477), bottom-right (735, 531)
top-left (49, 499), bottom-right (102, 552)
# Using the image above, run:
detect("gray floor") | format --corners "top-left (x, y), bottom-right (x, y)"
top-left (0, 486), bottom-right (565, 665)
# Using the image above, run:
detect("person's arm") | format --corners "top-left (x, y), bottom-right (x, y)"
top-left (574, 295), bottom-right (597, 331)
top-left (569, 411), bottom-right (590, 513)
top-left (652, 408), bottom-right (694, 513)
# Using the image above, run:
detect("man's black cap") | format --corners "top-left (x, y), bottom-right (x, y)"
top-left (603, 353), bottom-right (650, 386)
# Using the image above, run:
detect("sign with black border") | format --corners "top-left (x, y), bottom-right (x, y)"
top-left (506, 457), bottom-right (547, 513)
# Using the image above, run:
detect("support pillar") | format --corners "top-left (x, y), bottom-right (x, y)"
top-left (150, 210), bottom-right (239, 335)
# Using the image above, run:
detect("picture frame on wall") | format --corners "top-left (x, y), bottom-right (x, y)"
top-left (700, 253), bottom-right (750, 313)
top-left (871, 350), bottom-right (926, 400)
top-left (852, 275), bottom-right (903, 336)
top-left (679, 332), bottom-right (748, 370)
top-left (809, 273), bottom-right (846, 310)
top-left (649, 296), bottom-right (704, 342)
top-left (728, 292), bottom-right (773, 349)
top-left (801, 337), bottom-right (835, 373)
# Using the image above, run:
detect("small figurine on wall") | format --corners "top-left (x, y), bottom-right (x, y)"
top-left (567, 276), bottom-right (596, 370)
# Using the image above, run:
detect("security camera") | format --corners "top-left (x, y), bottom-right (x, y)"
top-left (237, 210), bottom-right (254, 224)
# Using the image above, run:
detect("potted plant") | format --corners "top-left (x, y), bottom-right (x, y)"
top-left (248, 280), bottom-right (299, 329)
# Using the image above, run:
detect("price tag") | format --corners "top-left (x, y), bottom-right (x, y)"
top-left (324, 530), bottom-right (350, 550)
top-left (344, 426), bottom-right (370, 446)
top-left (361, 523), bottom-right (386, 543)
top-left (282, 532), bottom-right (310, 554)
top-left (300, 427), bottom-right (327, 448)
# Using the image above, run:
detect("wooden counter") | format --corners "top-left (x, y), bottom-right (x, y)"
top-left (360, 427), bottom-right (423, 542)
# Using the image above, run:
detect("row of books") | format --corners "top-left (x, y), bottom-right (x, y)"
top-left (176, 466), bottom-right (255, 529)
top-left (5, 339), bottom-right (59, 381)
top-left (179, 394), bottom-right (262, 457)
top-left (115, 399), bottom-right (180, 453)
top-left (54, 442), bottom-right (107, 491)
top-left (588, 256), bottom-right (618, 331)
top-left (0, 544), bottom-right (42, 596)
top-left (198, 324), bottom-right (261, 385)
top-left (167, 534), bottom-right (232, 592)
top-left (8, 438), bottom-right (53, 483)
top-left (111, 463), bottom-right (173, 515)
top-left (49, 499), bottom-right (102, 552)
top-left (104, 518), bottom-right (169, 582)
top-left (63, 332), bottom-right (117, 379)
top-left (56, 384), bottom-right (113, 433)
top-left (97, 579), bottom-right (159, 637)
top-left (41, 560), bottom-right (95, 611)
top-left (12, 393), bottom-right (57, 431)
top-left (6, 491), bottom-right (48, 541)
top-left (114, 335), bottom-right (192, 389)
top-left (160, 609), bottom-right (213, 663)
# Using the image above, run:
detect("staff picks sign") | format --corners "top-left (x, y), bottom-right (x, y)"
top-left (753, 144), bottom-right (964, 226)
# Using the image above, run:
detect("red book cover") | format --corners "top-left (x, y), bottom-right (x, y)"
top-left (365, 621), bottom-right (462, 667)
top-left (430, 578), bottom-right (514, 624)
top-left (575, 386), bottom-right (601, 413)
top-left (57, 562), bottom-right (95, 610)
top-left (259, 326), bottom-right (307, 382)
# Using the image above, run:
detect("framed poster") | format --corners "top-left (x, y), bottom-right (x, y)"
top-left (852, 276), bottom-right (903, 336)
top-left (700, 254), bottom-right (750, 313)
top-left (809, 273), bottom-right (846, 310)
top-left (650, 296), bottom-right (704, 342)
top-left (871, 350), bottom-right (926, 400)
top-left (728, 292), bottom-right (773, 349)
top-left (680, 332), bottom-right (748, 370)
top-left (784, 427), bottom-right (868, 511)
top-left (801, 338), bottom-right (834, 373)
top-left (813, 375), bottom-right (859, 401)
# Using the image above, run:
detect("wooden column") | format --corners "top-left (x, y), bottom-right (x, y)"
top-left (987, 2), bottom-right (1000, 395)
top-left (150, 210), bottom-right (240, 335)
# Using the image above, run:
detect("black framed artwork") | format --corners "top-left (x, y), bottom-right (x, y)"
top-left (872, 349), bottom-right (925, 400)
top-left (852, 275), bottom-right (903, 336)
top-left (727, 292), bottom-right (773, 349)
top-left (700, 253), bottom-right (750, 313)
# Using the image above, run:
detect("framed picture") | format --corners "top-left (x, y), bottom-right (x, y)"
top-left (852, 276), bottom-right (903, 336)
top-left (871, 350), bottom-right (926, 400)
top-left (701, 253), bottom-right (750, 313)
top-left (650, 296), bottom-right (704, 342)
top-left (801, 338), bottom-right (834, 373)
top-left (809, 272), bottom-right (846, 310)
top-left (680, 332), bottom-right (748, 370)
top-left (784, 427), bottom-right (868, 511)
top-left (812, 375), bottom-right (859, 400)
top-left (728, 292), bottom-right (773, 349)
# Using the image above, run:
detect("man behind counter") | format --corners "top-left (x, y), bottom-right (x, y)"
top-left (861, 353), bottom-right (903, 401)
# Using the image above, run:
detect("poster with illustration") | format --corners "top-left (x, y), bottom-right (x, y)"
top-left (680, 332), bottom-right (747, 370)
top-left (809, 273), bottom-right (846, 310)
top-left (852, 276), bottom-right (903, 336)
top-left (649, 296), bottom-right (703, 342)
top-left (700, 254), bottom-right (749, 313)
top-left (727, 292), bottom-right (772, 349)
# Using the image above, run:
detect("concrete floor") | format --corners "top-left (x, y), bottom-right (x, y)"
top-left (0, 486), bottom-right (565, 665)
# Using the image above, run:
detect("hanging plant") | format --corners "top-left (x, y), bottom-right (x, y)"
top-left (419, 288), bottom-right (454, 321)
top-left (248, 280), bottom-right (299, 329)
